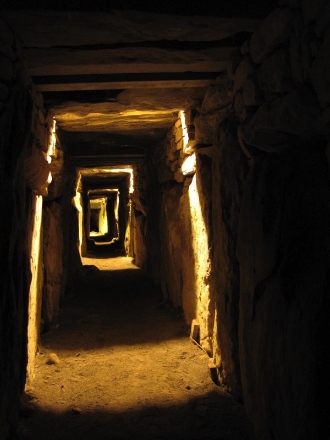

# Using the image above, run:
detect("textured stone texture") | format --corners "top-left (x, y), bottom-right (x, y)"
top-left (195, 107), bottom-right (232, 145)
top-left (242, 76), bottom-right (264, 106)
top-left (160, 184), bottom-right (184, 308)
top-left (24, 145), bottom-right (50, 196)
top-left (257, 47), bottom-right (295, 93)
top-left (2, 3), bottom-right (330, 440)
top-left (211, 116), bottom-right (248, 396)
top-left (241, 87), bottom-right (328, 150)
top-left (42, 202), bottom-right (64, 330)
top-left (250, 8), bottom-right (294, 63)
top-left (0, 18), bottom-right (33, 439)
top-left (200, 76), bottom-right (233, 115)
top-left (237, 148), bottom-right (330, 440)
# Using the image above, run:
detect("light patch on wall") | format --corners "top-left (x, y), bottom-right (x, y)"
top-left (73, 173), bottom-right (83, 254)
top-left (47, 119), bottom-right (57, 164)
top-left (180, 110), bottom-right (189, 152)
top-left (90, 197), bottom-right (108, 236)
top-left (179, 110), bottom-right (196, 155)
top-left (26, 195), bottom-right (43, 383)
top-left (188, 175), bottom-right (212, 356)
top-left (182, 153), bottom-right (196, 176)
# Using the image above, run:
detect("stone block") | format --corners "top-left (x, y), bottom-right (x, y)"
top-left (24, 145), bottom-right (50, 196)
top-left (250, 8), bottom-right (294, 63)
top-left (243, 76), bottom-right (264, 107)
top-left (175, 137), bottom-right (183, 151)
top-left (237, 149), bottom-right (330, 440)
top-left (187, 126), bottom-right (195, 140)
top-left (175, 128), bottom-right (182, 143)
top-left (35, 123), bottom-right (48, 152)
top-left (194, 107), bottom-right (232, 145)
top-left (173, 169), bottom-right (184, 183)
top-left (257, 47), bottom-right (295, 93)
top-left (46, 111), bottom-right (54, 129)
top-left (241, 87), bottom-right (329, 150)
top-left (182, 153), bottom-right (196, 176)
top-left (234, 59), bottom-right (255, 93)
top-left (190, 319), bottom-right (200, 341)
top-left (201, 80), bottom-right (233, 115)
top-left (184, 109), bottom-right (196, 126)
top-left (175, 118), bottom-right (182, 128)
top-left (170, 160), bottom-right (180, 173)
top-left (0, 56), bottom-right (13, 82)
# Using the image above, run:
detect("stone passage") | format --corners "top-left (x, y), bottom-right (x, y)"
top-left (15, 252), bottom-right (254, 440)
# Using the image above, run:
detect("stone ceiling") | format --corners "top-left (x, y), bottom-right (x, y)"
top-left (1, 5), bottom-right (270, 168)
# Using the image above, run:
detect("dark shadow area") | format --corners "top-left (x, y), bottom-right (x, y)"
top-left (12, 390), bottom-right (254, 440)
top-left (86, 240), bottom-right (125, 257)
top-left (42, 263), bottom-right (186, 351)
top-left (2, 0), bottom-right (279, 19)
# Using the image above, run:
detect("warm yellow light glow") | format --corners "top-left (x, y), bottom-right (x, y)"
top-left (180, 110), bottom-right (190, 152)
top-left (73, 173), bottom-right (83, 254)
top-left (47, 119), bottom-right (57, 164)
top-left (187, 175), bottom-right (212, 356)
top-left (90, 198), bottom-right (108, 235)
top-left (80, 167), bottom-right (134, 194)
top-left (47, 172), bottom-right (52, 185)
top-left (26, 195), bottom-right (43, 384)
top-left (182, 153), bottom-right (196, 176)
top-left (108, 168), bottom-right (134, 194)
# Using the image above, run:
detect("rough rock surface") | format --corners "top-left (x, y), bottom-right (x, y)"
top-left (237, 148), bottom-right (330, 440)
top-left (241, 88), bottom-right (328, 149)
top-left (42, 202), bottom-right (64, 330)
top-left (0, 18), bottom-right (38, 440)
top-left (249, 8), bottom-right (294, 63)
top-left (211, 117), bottom-right (248, 396)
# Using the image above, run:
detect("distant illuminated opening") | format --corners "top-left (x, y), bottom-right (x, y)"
top-left (90, 197), bottom-right (108, 236)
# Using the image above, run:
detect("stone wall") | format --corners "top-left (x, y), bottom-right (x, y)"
top-left (0, 17), bottom-right (50, 438)
top-left (147, 1), bottom-right (330, 439)
top-left (234, 2), bottom-right (330, 438)
top-left (0, 17), bottom-right (80, 437)
top-left (129, 163), bottom-right (148, 268)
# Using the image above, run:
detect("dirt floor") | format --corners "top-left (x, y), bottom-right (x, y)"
top-left (14, 250), bottom-right (255, 440)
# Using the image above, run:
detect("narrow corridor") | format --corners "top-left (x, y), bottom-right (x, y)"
top-left (16, 251), bottom-right (254, 440)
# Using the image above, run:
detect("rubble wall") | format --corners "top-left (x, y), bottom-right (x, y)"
top-left (148, 2), bottom-right (330, 439)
